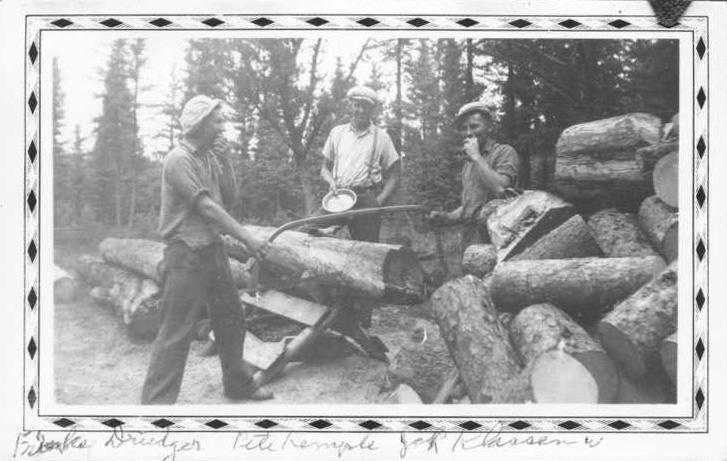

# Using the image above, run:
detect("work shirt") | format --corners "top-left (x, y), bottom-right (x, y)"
top-left (158, 140), bottom-right (238, 248)
top-left (461, 139), bottom-right (520, 220)
top-left (322, 122), bottom-right (399, 189)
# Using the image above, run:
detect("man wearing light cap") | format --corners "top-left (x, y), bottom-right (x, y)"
top-left (427, 101), bottom-right (520, 250)
top-left (141, 95), bottom-right (273, 404)
top-left (318, 85), bottom-right (401, 243)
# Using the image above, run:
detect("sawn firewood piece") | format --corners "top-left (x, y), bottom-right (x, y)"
top-left (486, 190), bottom-right (576, 261)
top-left (509, 303), bottom-right (618, 403)
top-left (660, 332), bottom-right (678, 386)
top-left (491, 256), bottom-right (666, 321)
top-left (509, 214), bottom-right (603, 261)
top-left (431, 275), bottom-right (521, 403)
top-left (461, 244), bottom-right (497, 278)
top-left (635, 141), bottom-right (678, 173)
top-left (597, 261), bottom-right (678, 380)
top-left (638, 195), bottom-right (678, 263)
top-left (587, 208), bottom-right (663, 258)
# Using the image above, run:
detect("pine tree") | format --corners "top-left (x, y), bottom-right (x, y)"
top-left (52, 57), bottom-right (71, 226)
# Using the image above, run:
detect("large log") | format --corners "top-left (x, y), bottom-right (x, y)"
top-left (553, 113), bottom-right (662, 211)
top-left (54, 264), bottom-right (79, 304)
top-left (491, 256), bottom-right (666, 321)
top-left (653, 152), bottom-right (678, 209)
top-left (638, 195), bottom-right (678, 263)
top-left (486, 190), bottom-right (576, 261)
top-left (660, 332), bottom-right (678, 386)
top-left (556, 113), bottom-right (663, 155)
top-left (587, 208), bottom-right (663, 258)
top-left (509, 303), bottom-right (618, 403)
top-left (431, 276), bottom-right (521, 403)
top-left (77, 255), bottom-right (160, 339)
top-left (99, 238), bottom-right (252, 287)
top-left (461, 244), bottom-right (497, 278)
top-left (597, 262), bottom-right (678, 380)
top-left (386, 317), bottom-right (457, 403)
top-left (225, 227), bottom-right (425, 303)
top-left (510, 214), bottom-right (603, 261)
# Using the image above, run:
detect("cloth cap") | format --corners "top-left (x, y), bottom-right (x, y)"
top-left (455, 101), bottom-right (492, 125)
top-left (347, 86), bottom-right (379, 105)
top-left (181, 95), bottom-right (221, 134)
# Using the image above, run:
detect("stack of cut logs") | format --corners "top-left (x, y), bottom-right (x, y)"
top-left (421, 112), bottom-right (679, 404)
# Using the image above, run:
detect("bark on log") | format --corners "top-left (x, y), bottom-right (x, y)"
top-left (486, 190), bottom-right (575, 261)
top-left (510, 214), bottom-right (603, 261)
top-left (491, 256), bottom-right (666, 322)
top-left (461, 244), bottom-right (497, 278)
top-left (431, 275), bottom-right (521, 403)
top-left (225, 227), bottom-right (425, 303)
top-left (556, 113), bottom-right (663, 156)
top-left (635, 141), bottom-right (678, 173)
top-left (553, 114), bottom-right (662, 211)
top-left (638, 195), bottom-right (678, 263)
top-left (386, 317), bottom-right (457, 403)
top-left (509, 303), bottom-right (619, 403)
top-left (660, 332), bottom-right (678, 386)
top-left (587, 208), bottom-right (663, 258)
top-left (653, 152), bottom-right (678, 209)
top-left (99, 238), bottom-right (252, 287)
top-left (597, 261), bottom-right (678, 380)
top-left (77, 255), bottom-right (160, 339)
top-left (54, 265), bottom-right (79, 304)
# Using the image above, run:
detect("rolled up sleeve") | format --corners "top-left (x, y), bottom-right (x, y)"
top-left (492, 144), bottom-right (520, 187)
top-left (164, 154), bottom-right (210, 208)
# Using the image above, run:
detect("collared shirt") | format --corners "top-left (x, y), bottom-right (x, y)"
top-left (158, 140), bottom-right (237, 248)
top-left (321, 122), bottom-right (399, 188)
top-left (461, 139), bottom-right (520, 220)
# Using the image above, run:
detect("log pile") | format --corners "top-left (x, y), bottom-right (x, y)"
top-left (432, 111), bottom-right (680, 405)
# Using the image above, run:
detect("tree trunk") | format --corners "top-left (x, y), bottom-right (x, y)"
top-left (491, 256), bottom-right (666, 322)
top-left (461, 244), bottom-right (497, 278)
top-left (54, 264), bottom-right (79, 304)
top-left (77, 255), bottom-right (160, 339)
top-left (486, 190), bottom-right (575, 261)
top-left (587, 208), bottom-right (663, 258)
top-left (225, 227), bottom-right (425, 304)
top-left (431, 275), bottom-right (522, 403)
top-left (635, 141), bottom-right (678, 173)
top-left (653, 152), bottom-right (678, 208)
top-left (509, 214), bottom-right (603, 261)
top-left (509, 303), bottom-right (619, 403)
top-left (99, 238), bottom-right (252, 287)
top-left (597, 262), bottom-right (678, 380)
top-left (386, 317), bottom-right (457, 403)
top-left (660, 332), bottom-right (677, 386)
top-left (638, 195), bottom-right (678, 263)
top-left (555, 113), bottom-right (663, 156)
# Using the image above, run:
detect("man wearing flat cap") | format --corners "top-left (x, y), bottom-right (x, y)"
top-left (141, 95), bottom-right (273, 404)
top-left (318, 85), bottom-right (401, 243)
top-left (428, 101), bottom-right (520, 250)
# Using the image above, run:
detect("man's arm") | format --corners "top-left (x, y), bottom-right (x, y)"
top-left (197, 195), bottom-right (267, 256)
top-left (376, 160), bottom-right (401, 206)
top-left (320, 158), bottom-right (337, 193)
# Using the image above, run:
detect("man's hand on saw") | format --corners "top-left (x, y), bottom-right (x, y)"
top-left (426, 210), bottom-right (451, 225)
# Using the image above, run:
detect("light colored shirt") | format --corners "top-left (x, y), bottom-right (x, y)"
top-left (158, 140), bottom-right (237, 248)
top-left (461, 139), bottom-right (520, 220)
top-left (322, 122), bottom-right (399, 188)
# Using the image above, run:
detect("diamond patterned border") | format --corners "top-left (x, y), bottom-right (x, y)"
top-left (23, 14), bottom-right (708, 433)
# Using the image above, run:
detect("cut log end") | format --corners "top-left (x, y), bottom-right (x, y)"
top-left (461, 244), bottom-right (497, 278)
top-left (531, 350), bottom-right (599, 404)
top-left (653, 152), bottom-right (678, 209)
top-left (660, 333), bottom-right (678, 386)
top-left (573, 350), bottom-right (619, 403)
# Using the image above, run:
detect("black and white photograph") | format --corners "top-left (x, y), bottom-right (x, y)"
top-left (50, 33), bottom-right (682, 406)
top-left (3, 1), bottom-right (726, 459)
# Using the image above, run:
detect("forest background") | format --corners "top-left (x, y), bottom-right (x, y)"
top-left (51, 37), bottom-right (678, 243)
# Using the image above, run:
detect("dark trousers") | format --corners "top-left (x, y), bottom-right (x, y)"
top-left (307, 188), bottom-right (382, 243)
top-left (141, 241), bottom-right (254, 404)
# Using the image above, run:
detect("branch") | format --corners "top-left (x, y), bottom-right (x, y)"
top-left (300, 38), bottom-right (323, 139)
top-left (344, 38), bottom-right (374, 84)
